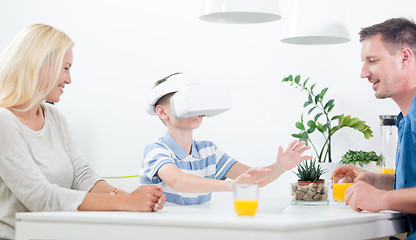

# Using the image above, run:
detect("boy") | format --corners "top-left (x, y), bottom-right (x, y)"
top-left (140, 73), bottom-right (311, 205)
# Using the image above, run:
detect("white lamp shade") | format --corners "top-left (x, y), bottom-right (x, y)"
top-left (200, 0), bottom-right (282, 24)
top-left (281, 0), bottom-right (350, 45)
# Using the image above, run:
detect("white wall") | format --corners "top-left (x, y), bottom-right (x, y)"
top-left (0, 0), bottom-right (414, 194)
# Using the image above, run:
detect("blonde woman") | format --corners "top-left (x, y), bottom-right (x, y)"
top-left (0, 24), bottom-right (165, 240)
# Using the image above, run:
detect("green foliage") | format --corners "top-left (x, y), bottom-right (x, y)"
top-left (340, 150), bottom-right (383, 168)
top-left (282, 75), bottom-right (374, 162)
top-left (293, 159), bottom-right (328, 181)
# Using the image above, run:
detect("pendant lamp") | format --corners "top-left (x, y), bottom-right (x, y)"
top-left (200, 0), bottom-right (282, 24)
top-left (281, 0), bottom-right (350, 45)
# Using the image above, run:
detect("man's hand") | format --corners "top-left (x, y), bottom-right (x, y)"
top-left (344, 180), bottom-right (387, 212)
top-left (331, 164), bottom-right (371, 184)
top-left (276, 140), bottom-right (312, 170)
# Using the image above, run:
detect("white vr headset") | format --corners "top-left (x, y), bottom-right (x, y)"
top-left (146, 74), bottom-right (232, 119)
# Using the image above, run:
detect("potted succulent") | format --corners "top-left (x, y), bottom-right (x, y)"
top-left (340, 150), bottom-right (383, 172)
top-left (282, 75), bottom-right (374, 163)
top-left (291, 159), bottom-right (329, 205)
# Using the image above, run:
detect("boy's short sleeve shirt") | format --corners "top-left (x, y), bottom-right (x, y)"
top-left (140, 132), bottom-right (237, 205)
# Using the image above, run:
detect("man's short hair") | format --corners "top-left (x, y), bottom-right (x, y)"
top-left (359, 18), bottom-right (416, 55)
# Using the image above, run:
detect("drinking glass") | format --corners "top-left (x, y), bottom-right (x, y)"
top-left (233, 184), bottom-right (259, 216)
top-left (332, 178), bottom-right (354, 202)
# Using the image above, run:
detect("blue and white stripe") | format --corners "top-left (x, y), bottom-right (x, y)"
top-left (140, 132), bottom-right (237, 205)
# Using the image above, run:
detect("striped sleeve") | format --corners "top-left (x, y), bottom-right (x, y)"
top-left (140, 141), bottom-right (175, 184)
top-left (213, 145), bottom-right (237, 180)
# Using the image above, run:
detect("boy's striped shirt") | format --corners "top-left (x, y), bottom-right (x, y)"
top-left (140, 132), bottom-right (237, 205)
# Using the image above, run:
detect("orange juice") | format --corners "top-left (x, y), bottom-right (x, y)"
top-left (234, 200), bottom-right (258, 216)
top-left (380, 168), bottom-right (395, 174)
top-left (333, 183), bottom-right (353, 202)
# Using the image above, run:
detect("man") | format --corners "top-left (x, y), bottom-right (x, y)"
top-left (331, 17), bottom-right (416, 238)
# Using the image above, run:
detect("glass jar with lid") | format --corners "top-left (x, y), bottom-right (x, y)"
top-left (379, 115), bottom-right (398, 175)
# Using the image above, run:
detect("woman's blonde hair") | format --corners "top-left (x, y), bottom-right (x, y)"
top-left (0, 23), bottom-right (74, 110)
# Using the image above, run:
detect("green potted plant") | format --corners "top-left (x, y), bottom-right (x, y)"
top-left (291, 159), bottom-right (329, 204)
top-left (282, 75), bottom-right (374, 163)
top-left (340, 150), bottom-right (383, 172)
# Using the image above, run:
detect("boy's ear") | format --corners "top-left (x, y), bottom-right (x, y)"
top-left (155, 105), bottom-right (169, 120)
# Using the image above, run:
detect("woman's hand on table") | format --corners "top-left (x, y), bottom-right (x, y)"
top-left (127, 185), bottom-right (166, 212)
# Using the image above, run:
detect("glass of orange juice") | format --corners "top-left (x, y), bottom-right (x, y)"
top-left (233, 184), bottom-right (259, 216)
top-left (380, 168), bottom-right (395, 175)
top-left (333, 178), bottom-right (354, 202)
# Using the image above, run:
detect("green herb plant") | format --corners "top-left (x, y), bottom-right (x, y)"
top-left (293, 159), bottom-right (328, 181)
top-left (282, 75), bottom-right (374, 163)
top-left (340, 150), bottom-right (383, 168)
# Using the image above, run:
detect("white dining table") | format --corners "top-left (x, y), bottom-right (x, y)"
top-left (15, 200), bottom-right (408, 240)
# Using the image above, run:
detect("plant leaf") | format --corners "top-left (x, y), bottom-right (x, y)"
top-left (296, 121), bottom-right (305, 130)
top-left (314, 94), bottom-right (321, 104)
top-left (294, 159), bottom-right (327, 181)
top-left (340, 150), bottom-right (382, 168)
top-left (307, 120), bottom-right (317, 128)
top-left (284, 75), bottom-right (293, 82)
top-left (347, 118), bottom-right (360, 127)
top-left (331, 115), bottom-right (340, 120)
top-left (310, 83), bottom-right (316, 92)
top-left (314, 113), bottom-right (323, 122)
top-left (308, 106), bottom-right (317, 114)
top-left (320, 88), bottom-right (329, 99)
top-left (291, 133), bottom-right (303, 138)
top-left (324, 99), bottom-right (335, 111)
top-left (307, 127), bottom-right (316, 134)
top-left (352, 123), bottom-right (365, 131)
top-left (299, 132), bottom-right (309, 144)
top-left (339, 114), bottom-right (345, 126)
top-left (317, 122), bottom-right (324, 133)
top-left (330, 125), bottom-right (339, 134)
top-left (303, 77), bottom-right (310, 87)
top-left (328, 103), bottom-right (335, 112)
top-left (295, 75), bottom-right (301, 84)
top-left (322, 123), bottom-right (330, 132)
top-left (304, 101), bottom-right (312, 107)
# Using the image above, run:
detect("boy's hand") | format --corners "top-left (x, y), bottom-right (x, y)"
top-left (233, 167), bottom-right (272, 187)
top-left (276, 140), bottom-right (312, 170)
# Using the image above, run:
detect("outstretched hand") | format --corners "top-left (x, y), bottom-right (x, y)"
top-left (276, 140), bottom-right (312, 170)
top-left (233, 167), bottom-right (272, 187)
